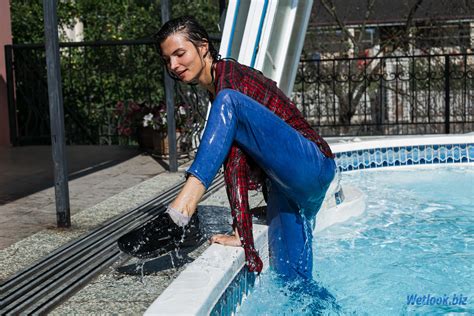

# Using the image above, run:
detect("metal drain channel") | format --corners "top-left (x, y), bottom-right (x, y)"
top-left (0, 175), bottom-right (225, 315)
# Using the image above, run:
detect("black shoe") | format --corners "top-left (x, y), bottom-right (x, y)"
top-left (117, 211), bottom-right (203, 259)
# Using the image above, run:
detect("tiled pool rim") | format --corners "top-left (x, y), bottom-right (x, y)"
top-left (145, 134), bottom-right (474, 315)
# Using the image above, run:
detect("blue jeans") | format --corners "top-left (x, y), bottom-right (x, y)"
top-left (187, 89), bottom-right (336, 279)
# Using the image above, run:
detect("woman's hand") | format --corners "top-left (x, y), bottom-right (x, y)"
top-left (210, 227), bottom-right (242, 247)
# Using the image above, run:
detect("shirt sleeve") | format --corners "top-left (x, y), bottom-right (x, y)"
top-left (224, 145), bottom-right (263, 273)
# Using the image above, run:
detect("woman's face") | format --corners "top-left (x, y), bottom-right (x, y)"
top-left (160, 33), bottom-right (208, 83)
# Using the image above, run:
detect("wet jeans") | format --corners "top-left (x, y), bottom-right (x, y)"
top-left (187, 89), bottom-right (336, 279)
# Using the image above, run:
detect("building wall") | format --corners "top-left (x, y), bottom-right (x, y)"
top-left (0, 0), bottom-right (12, 146)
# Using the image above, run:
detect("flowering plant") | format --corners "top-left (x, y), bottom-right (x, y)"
top-left (114, 100), bottom-right (192, 137)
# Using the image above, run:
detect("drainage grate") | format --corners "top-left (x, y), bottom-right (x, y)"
top-left (0, 175), bottom-right (225, 315)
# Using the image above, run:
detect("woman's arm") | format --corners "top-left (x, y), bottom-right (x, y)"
top-left (217, 146), bottom-right (263, 273)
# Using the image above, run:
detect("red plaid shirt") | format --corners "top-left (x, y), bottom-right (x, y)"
top-left (210, 59), bottom-right (334, 273)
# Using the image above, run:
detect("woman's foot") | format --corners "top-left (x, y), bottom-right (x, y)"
top-left (210, 227), bottom-right (242, 247)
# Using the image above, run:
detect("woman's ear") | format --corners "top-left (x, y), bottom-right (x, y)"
top-left (200, 41), bottom-right (210, 58)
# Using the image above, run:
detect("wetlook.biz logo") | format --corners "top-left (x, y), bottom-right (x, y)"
top-left (407, 294), bottom-right (468, 306)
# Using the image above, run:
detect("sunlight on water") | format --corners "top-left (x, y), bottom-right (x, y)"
top-left (238, 166), bottom-right (474, 315)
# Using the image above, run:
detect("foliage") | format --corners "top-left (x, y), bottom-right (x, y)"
top-left (114, 99), bottom-right (192, 137)
top-left (9, 0), bottom-right (220, 145)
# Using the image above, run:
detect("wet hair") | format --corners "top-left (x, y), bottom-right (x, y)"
top-left (153, 16), bottom-right (220, 82)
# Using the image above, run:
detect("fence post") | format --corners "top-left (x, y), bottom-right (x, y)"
top-left (43, 0), bottom-right (71, 227)
top-left (444, 55), bottom-right (450, 134)
top-left (161, 0), bottom-right (178, 172)
top-left (5, 45), bottom-right (18, 146)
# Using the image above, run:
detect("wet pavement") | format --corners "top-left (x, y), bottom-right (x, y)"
top-left (0, 145), bottom-right (178, 250)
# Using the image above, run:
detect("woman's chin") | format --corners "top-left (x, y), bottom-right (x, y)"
top-left (182, 78), bottom-right (199, 85)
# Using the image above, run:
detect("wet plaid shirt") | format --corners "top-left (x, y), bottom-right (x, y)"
top-left (210, 59), bottom-right (334, 273)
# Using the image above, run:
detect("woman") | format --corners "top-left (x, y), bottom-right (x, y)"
top-left (119, 16), bottom-right (336, 281)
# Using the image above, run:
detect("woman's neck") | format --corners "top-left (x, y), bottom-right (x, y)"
top-left (198, 57), bottom-right (216, 95)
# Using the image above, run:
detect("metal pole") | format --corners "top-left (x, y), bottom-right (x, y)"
top-left (161, 0), bottom-right (178, 172)
top-left (43, 0), bottom-right (71, 227)
top-left (5, 45), bottom-right (18, 146)
top-left (444, 55), bottom-right (450, 134)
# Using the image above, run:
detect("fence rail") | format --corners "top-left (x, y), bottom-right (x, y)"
top-left (293, 52), bottom-right (474, 136)
top-left (5, 42), bottom-right (473, 147)
top-left (5, 39), bottom-right (214, 150)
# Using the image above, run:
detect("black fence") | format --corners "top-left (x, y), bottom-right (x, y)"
top-left (5, 42), bottom-right (474, 146)
top-left (5, 39), bottom-right (212, 149)
top-left (294, 53), bottom-right (474, 136)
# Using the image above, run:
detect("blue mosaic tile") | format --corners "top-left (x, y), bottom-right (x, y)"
top-left (411, 147), bottom-right (419, 163)
top-left (453, 146), bottom-right (461, 161)
top-left (469, 144), bottom-right (474, 161)
top-left (211, 267), bottom-right (256, 316)
top-left (334, 143), bottom-right (473, 172)
top-left (425, 146), bottom-right (434, 162)
top-left (400, 148), bottom-right (408, 164)
top-left (387, 149), bottom-right (395, 165)
top-left (439, 146), bottom-right (447, 161)
top-left (375, 150), bottom-right (383, 165)
top-left (363, 151), bottom-right (371, 167)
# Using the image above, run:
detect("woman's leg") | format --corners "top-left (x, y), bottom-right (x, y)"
top-left (266, 180), bottom-right (313, 280)
top-left (187, 89), bottom-right (334, 208)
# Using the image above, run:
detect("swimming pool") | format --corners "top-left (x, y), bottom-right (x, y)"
top-left (237, 165), bottom-right (473, 315)
top-left (145, 136), bottom-right (473, 315)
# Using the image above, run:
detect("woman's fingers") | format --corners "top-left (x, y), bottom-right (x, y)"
top-left (210, 234), bottom-right (242, 247)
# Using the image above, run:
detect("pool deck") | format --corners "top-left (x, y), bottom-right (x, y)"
top-left (1, 134), bottom-right (472, 314)
top-left (0, 144), bottom-right (263, 314)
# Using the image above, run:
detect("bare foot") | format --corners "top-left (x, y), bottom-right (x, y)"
top-left (210, 227), bottom-right (242, 247)
top-left (210, 234), bottom-right (242, 247)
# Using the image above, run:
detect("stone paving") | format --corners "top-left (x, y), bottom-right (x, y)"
top-left (0, 145), bottom-right (179, 249)
top-left (0, 144), bottom-right (267, 314)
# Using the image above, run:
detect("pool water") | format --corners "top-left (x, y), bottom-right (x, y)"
top-left (238, 166), bottom-right (473, 315)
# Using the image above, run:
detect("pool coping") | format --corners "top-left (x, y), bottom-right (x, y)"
top-left (144, 133), bottom-right (474, 315)
top-left (144, 224), bottom-right (269, 315)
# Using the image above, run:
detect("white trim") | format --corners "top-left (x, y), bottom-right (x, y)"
top-left (330, 134), bottom-right (474, 154)
top-left (218, 0), bottom-right (239, 58)
top-left (144, 225), bottom-right (269, 316)
top-left (341, 162), bottom-right (474, 174)
top-left (254, 0), bottom-right (279, 71)
top-left (238, 0), bottom-right (267, 66)
top-left (282, 0), bottom-right (314, 95)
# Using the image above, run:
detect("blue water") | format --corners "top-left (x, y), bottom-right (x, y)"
top-left (238, 166), bottom-right (474, 315)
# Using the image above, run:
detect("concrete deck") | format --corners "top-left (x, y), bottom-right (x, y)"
top-left (0, 144), bottom-right (264, 314)
top-left (0, 145), bottom-right (179, 250)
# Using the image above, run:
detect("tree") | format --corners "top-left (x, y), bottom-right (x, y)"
top-left (8, 0), bottom-right (220, 145)
top-left (297, 0), bottom-right (473, 135)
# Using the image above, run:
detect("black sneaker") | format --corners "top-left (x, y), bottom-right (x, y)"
top-left (117, 211), bottom-right (203, 259)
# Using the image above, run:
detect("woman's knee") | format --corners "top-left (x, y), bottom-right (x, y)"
top-left (214, 89), bottom-right (242, 105)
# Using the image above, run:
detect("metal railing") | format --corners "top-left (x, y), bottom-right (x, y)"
top-left (5, 39), bottom-right (213, 150)
top-left (6, 44), bottom-right (473, 146)
top-left (293, 53), bottom-right (474, 136)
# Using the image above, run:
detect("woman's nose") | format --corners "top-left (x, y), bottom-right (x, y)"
top-left (170, 57), bottom-right (179, 71)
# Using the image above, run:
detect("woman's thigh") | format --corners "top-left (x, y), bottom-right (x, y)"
top-left (221, 90), bottom-right (327, 199)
